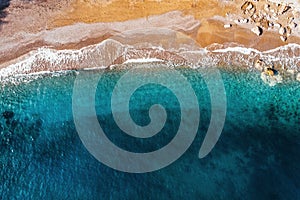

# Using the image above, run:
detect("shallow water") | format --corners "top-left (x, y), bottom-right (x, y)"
top-left (0, 65), bottom-right (299, 199)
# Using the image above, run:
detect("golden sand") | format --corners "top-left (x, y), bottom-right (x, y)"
top-left (50, 0), bottom-right (299, 51)
top-left (51, 0), bottom-right (233, 27)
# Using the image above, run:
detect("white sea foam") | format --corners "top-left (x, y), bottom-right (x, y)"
top-left (212, 46), bottom-right (261, 55)
top-left (0, 39), bottom-right (125, 79)
top-left (83, 66), bottom-right (108, 70)
top-left (0, 70), bottom-right (74, 87)
top-left (0, 39), bottom-right (299, 84)
top-left (123, 58), bottom-right (165, 64)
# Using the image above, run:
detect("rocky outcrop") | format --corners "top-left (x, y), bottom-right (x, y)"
top-left (226, 0), bottom-right (300, 42)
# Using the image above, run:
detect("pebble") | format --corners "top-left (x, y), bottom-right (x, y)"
top-left (238, 18), bottom-right (249, 23)
top-left (224, 24), bottom-right (232, 28)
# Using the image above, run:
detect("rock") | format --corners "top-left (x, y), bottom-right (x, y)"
top-left (264, 67), bottom-right (278, 76)
top-left (241, 1), bottom-right (255, 15)
top-left (288, 22), bottom-right (297, 29)
top-left (274, 23), bottom-right (281, 29)
top-left (280, 35), bottom-right (287, 42)
top-left (297, 73), bottom-right (300, 82)
top-left (244, 19), bottom-right (249, 23)
top-left (241, 1), bottom-right (254, 11)
top-left (268, 22), bottom-right (274, 29)
top-left (277, 4), bottom-right (289, 14)
top-left (264, 4), bottom-right (270, 12)
top-left (237, 18), bottom-right (249, 23)
top-left (279, 27), bottom-right (286, 35)
top-left (224, 24), bottom-right (232, 28)
top-left (2, 111), bottom-right (14, 120)
top-left (260, 19), bottom-right (270, 29)
top-left (251, 26), bottom-right (263, 36)
top-left (286, 26), bottom-right (292, 36)
top-left (252, 14), bottom-right (258, 20)
top-left (261, 71), bottom-right (283, 86)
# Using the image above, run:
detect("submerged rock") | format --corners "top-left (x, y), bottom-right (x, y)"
top-left (261, 69), bottom-right (282, 86)
top-left (2, 111), bottom-right (14, 120)
top-left (261, 72), bottom-right (283, 86)
top-left (264, 67), bottom-right (278, 76)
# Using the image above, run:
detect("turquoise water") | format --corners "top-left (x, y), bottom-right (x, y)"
top-left (0, 67), bottom-right (299, 199)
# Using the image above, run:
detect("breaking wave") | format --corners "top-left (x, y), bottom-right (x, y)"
top-left (0, 28), bottom-right (300, 85)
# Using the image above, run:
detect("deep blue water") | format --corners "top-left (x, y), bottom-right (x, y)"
top-left (0, 67), bottom-right (299, 199)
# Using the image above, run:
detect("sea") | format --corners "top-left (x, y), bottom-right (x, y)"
top-left (0, 64), bottom-right (299, 199)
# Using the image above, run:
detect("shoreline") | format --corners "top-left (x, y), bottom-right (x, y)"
top-left (1, 35), bottom-right (299, 86)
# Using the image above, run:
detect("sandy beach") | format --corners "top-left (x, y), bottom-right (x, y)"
top-left (0, 0), bottom-right (300, 76)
